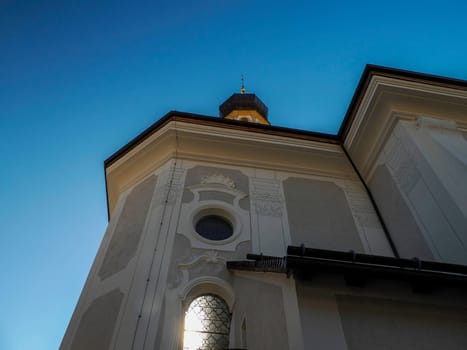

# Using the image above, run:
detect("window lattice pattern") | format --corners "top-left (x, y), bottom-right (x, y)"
top-left (183, 294), bottom-right (231, 350)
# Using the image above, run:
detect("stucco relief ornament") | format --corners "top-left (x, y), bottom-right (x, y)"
top-left (157, 168), bottom-right (185, 205)
top-left (189, 251), bottom-right (225, 276)
top-left (204, 250), bottom-right (222, 263)
top-left (177, 250), bottom-right (226, 269)
top-left (201, 174), bottom-right (236, 189)
top-left (251, 178), bottom-right (283, 217)
top-left (254, 201), bottom-right (283, 217)
top-left (386, 137), bottom-right (420, 194)
top-left (344, 181), bottom-right (381, 229)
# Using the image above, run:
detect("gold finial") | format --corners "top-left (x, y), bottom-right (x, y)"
top-left (241, 74), bottom-right (246, 94)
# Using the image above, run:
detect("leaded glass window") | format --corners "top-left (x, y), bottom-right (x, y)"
top-left (183, 294), bottom-right (231, 350)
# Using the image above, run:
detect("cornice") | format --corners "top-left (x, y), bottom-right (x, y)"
top-left (106, 120), bottom-right (344, 176)
top-left (342, 72), bottom-right (467, 181)
top-left (104, 112), bottom-right (339, 169)
top-left (340, 64), bottom-right (467, 141)
top-left (105, 120), bottom-right (351, 217)
top-left (103, 65), bottom-right (467, 216)
top-left (344, 75), bottom-right (467, 149)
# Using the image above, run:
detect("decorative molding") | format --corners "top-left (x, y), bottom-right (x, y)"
top-left (251, 178), bottom-right (283, 217)
top-left (343, 181), bottom-right (381, 230)
top-left (416, 115), bottom-right (458, 131)
top-left (178, 185), bottom-right (250, 252)
top-left (345, 75), bottom-right (467, 150)
top-left (177, 251), bottom-right (227, 269)
top-left (178, 276), bottom-right (235, 310)
top-left (156, 168), bottom-right (185, 205)
top-left (201, 173), bottom-right (236, 189)
top-left (173, 121), bottom-right (342, 152)
top-left (385, 133), bottom-right (421, 194)
top-left (169, 252), bottom-right (228, 291)
top-left (187, 184), bottom-right (247, 200)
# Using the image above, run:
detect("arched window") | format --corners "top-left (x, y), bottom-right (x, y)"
top-left (183, 294), bottom-right (231, 350)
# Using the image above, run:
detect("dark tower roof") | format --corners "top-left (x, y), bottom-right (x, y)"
top-left (219, 93), bottom-right (269, 120)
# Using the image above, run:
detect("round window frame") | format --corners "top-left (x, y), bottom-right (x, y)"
top-left (191, 205), bottom-right (241, 245)
top-left (195, 215), bottom-right (233, 241)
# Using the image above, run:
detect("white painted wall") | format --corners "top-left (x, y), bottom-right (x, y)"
top-left (371, 117), bottom-right (467, 264)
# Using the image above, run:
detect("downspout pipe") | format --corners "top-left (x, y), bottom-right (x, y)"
top-left (341, 144), bottom-right (400, 258)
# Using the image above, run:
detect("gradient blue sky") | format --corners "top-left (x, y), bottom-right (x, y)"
top-left (1, 1), bottom-right (467, 349)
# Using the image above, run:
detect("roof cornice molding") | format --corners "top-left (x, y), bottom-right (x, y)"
top-left (339, 64), bottom-right (467, 141)
top-left (341, 66), bottom-right (467, 181)
top-left (105, 65), bottom-right (467, 172)
top-left (103, 65), bottom-right (467, 216)
top-left (105, 112), bottom-right (339, 169)
top-left (105, 119), bottom-right (351, 217)
top-left (106, 119), bottom-right (343, 174)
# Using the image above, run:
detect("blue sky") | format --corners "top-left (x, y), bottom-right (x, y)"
top-left (1, 0), bottom-right (467, 349)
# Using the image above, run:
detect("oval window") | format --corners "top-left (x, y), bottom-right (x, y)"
top-left (195, 215), bottom-right (233, 241)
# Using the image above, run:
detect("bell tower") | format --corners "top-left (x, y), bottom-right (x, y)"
top-left (219, 84), bottom-right (270, 125)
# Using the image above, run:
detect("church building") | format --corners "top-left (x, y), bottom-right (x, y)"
top-left (61, 65), bottom-right (467, 350)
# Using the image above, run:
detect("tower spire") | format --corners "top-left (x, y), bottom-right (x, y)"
top-left (219, 79), bottom-right (269, 125)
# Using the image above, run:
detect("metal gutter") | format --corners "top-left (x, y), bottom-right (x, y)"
top-left (227, 246), bottom-right (467, 292)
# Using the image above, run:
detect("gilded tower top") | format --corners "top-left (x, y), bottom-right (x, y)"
top-left (219, 76), bottom-right (269, 125)
top-left (219, 92), bottom-right (269, 125)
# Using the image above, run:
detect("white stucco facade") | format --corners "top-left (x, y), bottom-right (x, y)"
top-left (61, 66), bottom-right (467, 350)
